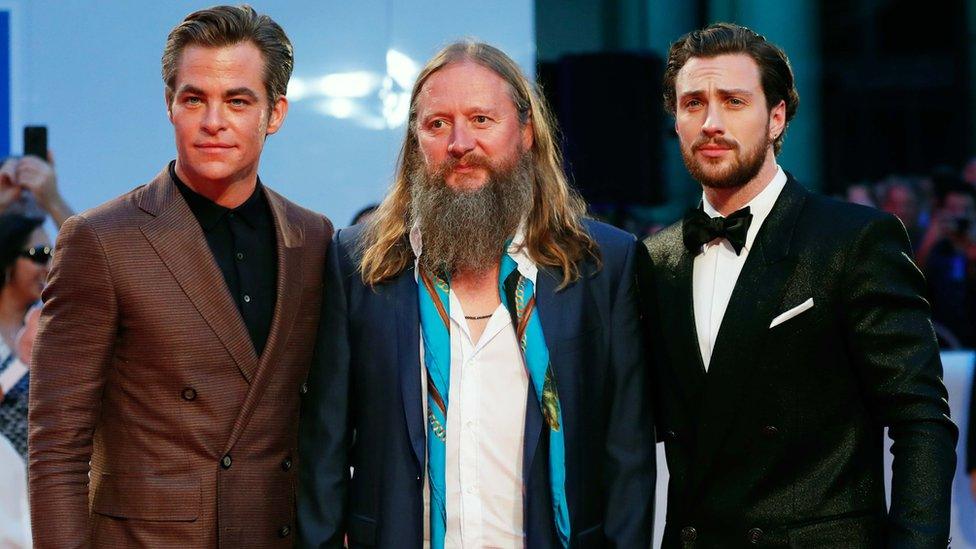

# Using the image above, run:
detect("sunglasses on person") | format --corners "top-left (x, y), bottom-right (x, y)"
top-left (18, 245), bottom-right (52, 264)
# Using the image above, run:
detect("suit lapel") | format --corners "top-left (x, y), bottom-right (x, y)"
top-left (395, 267), bottom-right (425, 474)
top-left (670, 245), bottom-right (708, 400)
top-left (689, 179), bottom-right (807, 495)
top-left (525, 266), bottom-right (566, 482)
top-left (222, 188), bottom-right (305, 454)
top-left (138, 169), bottom-right (259, 382)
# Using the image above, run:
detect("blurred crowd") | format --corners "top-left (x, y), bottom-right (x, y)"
top-left (843, 157), bottom-right (976, 349)
top-left (0, 153), bottom-right (71, 547)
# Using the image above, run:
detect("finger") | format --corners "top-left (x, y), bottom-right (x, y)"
top-left (46, 149), bottom-right (55, 166)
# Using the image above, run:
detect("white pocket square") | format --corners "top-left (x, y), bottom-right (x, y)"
top-left (769, 298), bottom-right (814, 328)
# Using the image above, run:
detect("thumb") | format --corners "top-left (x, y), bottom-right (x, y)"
top-left (46, 149), bottom-right (55, 167)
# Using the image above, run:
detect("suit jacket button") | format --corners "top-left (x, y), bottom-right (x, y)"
top-left (681, 526), bottom-right (697, 542)
top-left (747, 527), bottom-right (763, 544)
top-left (300, 382), bottom-right (309, 395)
top-left (761, 425), bottom-right (779, 438)
top-left (220, 455), bottom-right (232, 469)
top-left (181, 387), bottom-right (197, 401)
top-left (278, 525), bottom-right (291, 538)
top-left (281, 457), bottom-right (293, 471)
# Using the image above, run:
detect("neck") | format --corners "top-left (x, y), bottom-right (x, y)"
top-left (0, 286), bottom-right (30, 344)
top-left (452, 262), bottom-right (500, 291)
top-left (175, 161), bottom-right (257, 209)
top-left (703, 153), bottom-right (778, 217)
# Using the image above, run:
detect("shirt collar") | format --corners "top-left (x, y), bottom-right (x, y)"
top-left (701, 165), bottom-right (788, 253)
top-left (170, 160), bottom-right (267, 231)
top-left (409, 221), bottom-right (537, 284)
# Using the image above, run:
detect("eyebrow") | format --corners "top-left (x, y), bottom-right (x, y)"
top-left (175, 85), bottom-right (260, 101)
top-left (680, 88), bottom-right (755, 99)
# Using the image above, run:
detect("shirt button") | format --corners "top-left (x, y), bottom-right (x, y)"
top-left (278, 525), bottom-right (291, 538)
top-left (466, 486), bottom-right (476, 494)
top-left (466, 421), bottom-right (474, 429)
top-left (181, 387), bottom-right (197, 401)
top-left (235, 251), bottom-right (246, 261)
top-left (220, 455), bottom-right (232, 469)
top-left (281, 457), bottom-right (293, 471)
top-left (243, 294), bottom-right (251, 303)
top-left (300, 382), bottom-right (309, 395)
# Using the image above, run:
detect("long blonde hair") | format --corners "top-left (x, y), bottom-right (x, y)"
top-left (359, 40), bottom-right (599, 288)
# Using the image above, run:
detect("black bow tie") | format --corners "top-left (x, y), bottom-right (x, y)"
top-left (682, 206), bottom-right (753, 255)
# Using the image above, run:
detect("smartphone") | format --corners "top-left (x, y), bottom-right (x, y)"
top-left (24, 126), bottom-right (47, 160)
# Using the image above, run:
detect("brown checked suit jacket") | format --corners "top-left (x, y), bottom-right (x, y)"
top-left (27, 168), bottom-right (332, 548)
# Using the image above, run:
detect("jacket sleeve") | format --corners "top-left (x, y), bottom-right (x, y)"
top-left (296, 230), bottom-right (350, 548)
top-left (603, 237), bottom-right (656, 546)
top-left (28, 215), bottom-right (118, 549)
top-left (841, 214), bottom-right (958, 548)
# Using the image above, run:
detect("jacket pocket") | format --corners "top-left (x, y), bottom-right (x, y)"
top-left (91, 473), bottom-right (200, 521)
top-left (348, 513), bottom-right (377, 546)
top-left (575, 522), bottom-right (604, 548)
top-left (787, 510), bottom-right (880, 547)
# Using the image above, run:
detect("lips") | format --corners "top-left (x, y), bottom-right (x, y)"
top-left (195, 143), bottom-right (235, 151)
top-left (697, 146), bottom-right (731, 158)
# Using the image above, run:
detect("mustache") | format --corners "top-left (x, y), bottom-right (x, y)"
top-left (430, 153), bottom-right (493, 178)
top-left (692, 136), bottom-right (739, 150)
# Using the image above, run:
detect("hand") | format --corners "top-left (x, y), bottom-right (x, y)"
top-left (15, 305), bottom-right (41, 368)
top-left (15, 153), bottom-right (59, 207)
top-left (0, 157), bottom-right (22, 212)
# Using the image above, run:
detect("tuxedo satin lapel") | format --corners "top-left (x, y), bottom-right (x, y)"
top-left (223, 190), bottom-right (305, 454)
top-left (395, 267), bottom-right (425, 473)
top-left (689, 179), bottom-right (807, 494)
top-left (671, 244), bottom-right (707, 398)
top-left (138, 171), bottom-right (259, 382)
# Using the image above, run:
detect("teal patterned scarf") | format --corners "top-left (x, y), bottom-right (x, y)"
top-left (418, 251), bottom-right (570, 548)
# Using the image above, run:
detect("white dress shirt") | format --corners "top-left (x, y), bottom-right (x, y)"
top-left (411, 225), bottom-right (535, 548)
top-left (693, 166), bottom-right (787, 370)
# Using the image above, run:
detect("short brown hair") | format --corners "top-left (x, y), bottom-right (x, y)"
top-left (663, 22), bottom-right (799, 154)
top-left (162, 5), bottom-right (293, 108)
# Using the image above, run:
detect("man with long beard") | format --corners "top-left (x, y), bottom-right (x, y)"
top-left (642, 23), bottom-right (956, 547)
top-left (297, 41), bottom-right (655, 548)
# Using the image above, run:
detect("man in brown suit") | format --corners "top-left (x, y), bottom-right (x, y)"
top-left (27, 6), bottom-right (332, 547)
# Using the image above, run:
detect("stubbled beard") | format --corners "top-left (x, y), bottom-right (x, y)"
top-left (682, 133), bottom-right (770, 190)
top-left (409, 149), bottom-right (534, 276)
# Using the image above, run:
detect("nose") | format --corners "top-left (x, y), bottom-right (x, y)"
top-left (701, 103), bottom-right (725, 138)
top-left (201, 104), bottom-right (225, 135)
top-left (447, 122), bottom-right (475, 159)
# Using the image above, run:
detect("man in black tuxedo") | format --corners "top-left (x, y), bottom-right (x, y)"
top-left (642, 23), bottom-right (957, 547)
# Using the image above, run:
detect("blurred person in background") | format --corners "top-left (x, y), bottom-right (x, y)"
top-left (963, 156), bottom-right (976, 188)
top-left (349, 202), bottom-right (378, 226)
top-left (0, 153), bottom-right (74, 228)
top-left (0, 214), bottom-right (50, 459)
top-left (917, 180), bottom-right (976, 347)
top-left (879, 178), bottom-right (923, 250)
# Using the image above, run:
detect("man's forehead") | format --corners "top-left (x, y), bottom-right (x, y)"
top-left (676, 53), bottom-right (762, 91)
top-left (416, 61), bottom-right (513, 112)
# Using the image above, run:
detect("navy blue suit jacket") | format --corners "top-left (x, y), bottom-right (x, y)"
top-left (297, 219), bottom-right (655, 548)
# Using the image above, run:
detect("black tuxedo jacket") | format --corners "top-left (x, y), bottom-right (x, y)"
top-left (297, 219), bottom-right (655, 548)
top-left (641, 176), bottom-right (957, 548)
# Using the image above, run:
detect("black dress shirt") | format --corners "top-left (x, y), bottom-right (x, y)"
top-left (170, 161), bottom-right (277, 355)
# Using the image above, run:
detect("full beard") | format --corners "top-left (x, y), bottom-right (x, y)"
top-left (682, 133), bottom-right (770, 190)
top-left (409, 149), bottom-right (534, 276)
